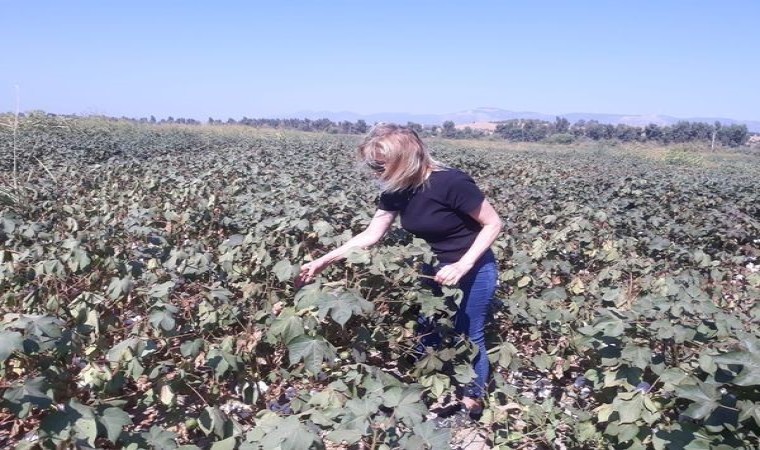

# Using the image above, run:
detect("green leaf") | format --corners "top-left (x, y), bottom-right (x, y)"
top-left (287, 335), bottom-right (336, 375)
top-left (222, 234), bottom-right (245, 247)
top-left (2, 376), bottom-right (53, 418)
top-left (210, 437), bottom-right (238, 450)
top-left (441, 286), bottom-right (463, 304)
top-left (256, 416), bottom-right (322, 450)
top-left (382, 387), bottom-right (427, 427)
top-left (25, 315), bottom-right (64, 340)
top-left (532, 353), bottom-right (554, 372)
top-left (273, 259), bottom-right (296, 282)
top-left (98, 407), bottom-right (132, 443)
top-left (541, 287), bottom-right (567, 301)
top-left (737, 400), bottom-right (760, 427)
top-left (180, 339), bottom-right (204, 357)
top-left (616, 423), bottom-right (642, 443)
top-left (712, 341), bottom-right (760, 386)
top-left (453, 363), bottom-right (476, 384)
top-left (577, 420), bottom-right (600, 442)
top-left (345, 248), bottom-right (371, 264)
top-left (658, 368), bottom-right (688, 388)
top-left (517, 275), bottom-right (531, 287)
top-left (416, 292), bottom-right (451, 318)
top-left (312, 220), bottom-right (334, 237)
top-left (0, 331), bottom-right (23, 362)
top-left (326, 429), bottom-right (363, 445)
top-left (410, 421), bottom-right (451, 450)
top-left (676, 383), bottom-right (720, 420)
top-left (61, 400), bottom-right (98, 446)
top-left (75, 417), bottom-right (99, 446)
top-left (616, 394), bottom-right (644, 424)
top-left (698, 353), bottom-right (716, 374)
top-left (148, 281), bottom-right (175, 299)
top-left (107, 276), bottom-right (133, 300)
top-left (143, 425), bottom-right (178, 450)
top-left (622, 344), bottom-right (651, 370)
top-left (415, 352), bottom-right (444, 374)
top-left (107, 337), bottom-right (138, 363)
top-left (419, 373), bottom-right (450, 398)
top-left (199, 406), bottom-right (227, 438)
top-left (149, 308), bottom-right (177, 331)
top-left (207, 347), bottom-right (241, 377)
top-left (269, 314), bottom-right (305, 344)
top-left (39, 409), bottom-right (72, 443)
top-left (652, 423), bottom-right (712, 450)
top-left (340, 396), bottom-right (382, 433)
top-left (488, 341), bottom-right (518, 369)
top-left (649, 236), bottom-right (671, 251)
top-left (582, 310), bottom-right (626, 337)
top-left (308, 387), bottom-right (345, 409)
top-left (281, 421), bottom-right (322, 450)
top-left (315, 290), bottom-right (373, 327)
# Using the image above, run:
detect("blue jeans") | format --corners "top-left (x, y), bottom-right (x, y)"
top-left (417, 250), bottom-right (498, 399)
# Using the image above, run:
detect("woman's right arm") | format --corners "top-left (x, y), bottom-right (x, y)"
top-left (295, 209), bottom-right (397, 287)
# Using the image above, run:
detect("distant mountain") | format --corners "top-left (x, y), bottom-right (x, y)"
top-left (290, 107), bottom-right (760, 133)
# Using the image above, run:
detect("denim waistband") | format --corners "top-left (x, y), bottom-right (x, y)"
top-left (435, 248), bottom-right (495, 270)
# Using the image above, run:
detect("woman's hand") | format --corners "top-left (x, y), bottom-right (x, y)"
top-left (434, 261), bottom-right (474, 286)
top-left (293, 209), bottom-right (397, 289)
top-left (295, 259), bottom-right (328, 288)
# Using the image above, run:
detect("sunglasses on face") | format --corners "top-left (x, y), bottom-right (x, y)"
top-left (366, 160), bottom-right (385, 173)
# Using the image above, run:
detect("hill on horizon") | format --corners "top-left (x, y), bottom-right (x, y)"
top-left (291, 107), bottom-right (760, 133)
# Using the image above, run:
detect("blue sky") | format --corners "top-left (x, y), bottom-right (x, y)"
top-left (1, 1), bottom-right (758, 121)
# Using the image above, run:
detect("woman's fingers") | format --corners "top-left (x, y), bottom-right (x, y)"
top-left (295, 260), bottom-right (327, 288)
top-left (435, 266), bottom-right (462, 286)
top-left (294, 263), bottom-right (315, 288)
top-left (434, 267), bottom-right (447, 284)
top-left (301, 263), bottom-right (316, 277)
top-left (435, 261), bottom-right (475, 286)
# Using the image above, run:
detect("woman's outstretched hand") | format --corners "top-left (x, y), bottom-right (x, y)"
top-left (434, 261), bottom-right (474, 286)
top-left (295, 259), bottom-right (327, 289)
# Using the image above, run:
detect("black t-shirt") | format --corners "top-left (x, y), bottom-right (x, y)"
top-left (377, 168), bottom-right (485, 263)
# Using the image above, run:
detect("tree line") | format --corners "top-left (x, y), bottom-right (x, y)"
top-left (490, 117), bottom-right (750, 147)
top-left (213, 116), bottom-right (752, 147)
top-left (15, 112), bottom-right (753, 147)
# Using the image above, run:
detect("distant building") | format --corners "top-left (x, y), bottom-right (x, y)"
top-left (453, 122), bottom-right (497, 134)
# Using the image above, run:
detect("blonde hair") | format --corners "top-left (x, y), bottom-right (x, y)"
top-left (357, 123), bottom-right (443, 192)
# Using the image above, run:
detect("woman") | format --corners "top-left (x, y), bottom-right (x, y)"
top-left (295, 123), bottom-right (502, 415)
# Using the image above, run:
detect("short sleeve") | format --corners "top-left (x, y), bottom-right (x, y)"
top-left (377, 191), bottom-right (404, 211)
top-left (447, 171), bottom-right (485, 214)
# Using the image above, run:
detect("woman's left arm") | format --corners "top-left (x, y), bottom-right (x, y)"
top-left (434, 199), bottom-right (503, 286)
